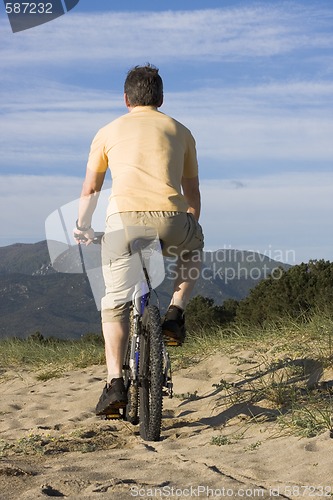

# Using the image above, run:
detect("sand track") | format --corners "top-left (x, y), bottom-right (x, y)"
top-left (1, 353), bottom-right (332, 499)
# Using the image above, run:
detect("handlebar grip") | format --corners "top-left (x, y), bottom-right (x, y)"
top-left (74, 233), bottom-right (103, 244)
top-left (74, 233), bottom-right (88, 242)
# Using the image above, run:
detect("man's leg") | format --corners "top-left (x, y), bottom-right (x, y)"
top-left (157, 210), bottom-right (203, 345)
top-left (170, 251), bottom-right (202, 311)
top-left (102, 321), bottom-right (129, 383)
top-left (95, 319), bottom-right (129, 415)
top-left (163, 250), bottom-right (202, 345)
top-left (97, 212), bottom-right (143, 415)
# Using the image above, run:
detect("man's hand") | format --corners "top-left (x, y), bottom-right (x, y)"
top-left (75, 169), bottom-right (105, 245)
top-left (73, 227), bottom-right (95, 245)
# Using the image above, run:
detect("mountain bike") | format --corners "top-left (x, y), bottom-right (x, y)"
top-left (120, 237), bottom-right (173, 441)
top-left (75, 233), bottom-right (173, 442)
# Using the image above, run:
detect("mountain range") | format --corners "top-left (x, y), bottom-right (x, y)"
top-left (0, 241), bottom-right (290, 339)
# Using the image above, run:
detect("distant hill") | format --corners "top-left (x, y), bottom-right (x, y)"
top-left (0, 241), bottom-right (290, 339)
top-left (0, 273), bottom-right (101, 339)
top-left (0, 241), bottom-right (55, 276)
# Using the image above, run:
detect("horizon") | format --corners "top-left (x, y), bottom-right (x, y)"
top-left (0, 237), bottom-right (306, 266)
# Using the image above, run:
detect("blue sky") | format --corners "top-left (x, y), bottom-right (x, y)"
top-left (0, 0), bottom-right (332, 263)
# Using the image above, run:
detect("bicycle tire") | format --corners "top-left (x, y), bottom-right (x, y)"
top-left (139, 305), bottom-right (163, 441)
top-left (123, 311), bottom-right (139, 425)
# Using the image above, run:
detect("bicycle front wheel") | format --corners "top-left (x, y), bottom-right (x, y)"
top-left (139, 305), bottom-right (163, 441)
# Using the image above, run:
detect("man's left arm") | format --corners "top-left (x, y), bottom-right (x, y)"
top-left (74, 168), bottom-right (106, 244)
top-left (182, 175), bottom-right (201, 221)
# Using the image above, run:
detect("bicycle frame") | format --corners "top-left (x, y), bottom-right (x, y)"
top-left (128, 245), bottom-right (173, 398)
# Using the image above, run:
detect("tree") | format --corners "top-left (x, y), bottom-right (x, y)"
top-left (235, 260), bottom-right (333, 326)
top-left (186, 295), bottom-right (238, 332)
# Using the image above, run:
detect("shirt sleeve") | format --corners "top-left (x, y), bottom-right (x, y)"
top-left (183, 132), bottom-right (199, 178)
top-left (86, 128), bottom-right (109, 173)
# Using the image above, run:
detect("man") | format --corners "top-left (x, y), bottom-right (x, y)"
top-left (74, 64), bottom-right (204, 416)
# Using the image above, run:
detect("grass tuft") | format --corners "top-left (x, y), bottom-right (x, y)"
top-left (0, 335), bottom-right (105, 378)
top-left (1, 313), bottom-right (333, 440)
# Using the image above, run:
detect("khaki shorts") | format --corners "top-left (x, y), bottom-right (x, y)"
top-left (101, 211), bottom-right (204, 322)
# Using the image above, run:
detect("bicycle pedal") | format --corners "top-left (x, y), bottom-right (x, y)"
top-left (105, 410), bottom-right (122, 420)
top-left (101, 401), bottom-right (127, 420)
top-left (164, 339), bottom-right (181, 347)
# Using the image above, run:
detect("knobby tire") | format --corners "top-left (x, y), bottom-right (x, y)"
top-left (139, 305), bottom-right (163, 441)
top-left (123, 311), bottom-right (139, 425)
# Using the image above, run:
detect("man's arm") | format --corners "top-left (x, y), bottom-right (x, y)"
top-left (182, 175), bottom-right (201, 221)
top-left (74, 169), bottom-right (106, 243)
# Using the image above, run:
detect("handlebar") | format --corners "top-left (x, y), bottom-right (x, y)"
top-left (74, 232), bottom-right (104, 245)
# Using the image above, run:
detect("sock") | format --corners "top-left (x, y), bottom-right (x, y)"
top-left (107, 373), bottom-right (122, 384)
top-left (169, 299), bottom-right (186, 311)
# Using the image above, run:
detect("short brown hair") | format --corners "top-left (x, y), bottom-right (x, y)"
top-left (124, 64), bottom-right (163, 107)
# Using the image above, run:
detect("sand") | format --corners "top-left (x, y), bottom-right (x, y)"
top-left (1, 351), bottom-right (332, 499)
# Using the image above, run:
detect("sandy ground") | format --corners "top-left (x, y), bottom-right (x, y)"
top-left (1, 351), bottom-right (333, 500)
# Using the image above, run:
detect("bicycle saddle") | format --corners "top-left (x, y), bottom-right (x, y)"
top-left (131, 237), bottom-right (163, 253)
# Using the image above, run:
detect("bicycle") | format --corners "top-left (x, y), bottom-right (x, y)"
top-left (75, 232), bottom-right (173, 442)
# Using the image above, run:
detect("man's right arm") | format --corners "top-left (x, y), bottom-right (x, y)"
top-left (182, 176), bottom-right (201, 221)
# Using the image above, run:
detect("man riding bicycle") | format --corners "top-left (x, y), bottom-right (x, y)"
top-left (74, 64), bottom-right (204, 416)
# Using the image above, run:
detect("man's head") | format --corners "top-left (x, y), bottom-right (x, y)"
top-left (124, 64), bottom-right (163, 108)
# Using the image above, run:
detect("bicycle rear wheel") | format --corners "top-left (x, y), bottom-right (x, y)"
top-left (123, 311), bottom-right (139, 425)
top-left (139, 305), bottom-right (163, 441)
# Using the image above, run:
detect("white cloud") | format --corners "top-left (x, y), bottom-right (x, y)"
top-left (0, 172), bottom-right (331, 264)
top-left (200, 172), bottom-right (333, 263)
top-left (1, 80), bottom-right (333, 171)
top-left (1, 5), bottom-right (332, 67)
top-left (0, 175), bottom-right (81, 245)
top-left (1, 3), bottom-right (332, 171)
top-left (1, 2), bottom-right (332, 263)
top-left (0, 175), bottom-right (111, 246)
top-left (164, 82), bottom-right (333, 162)
top-left (0, 82), bottom-right (122, 171)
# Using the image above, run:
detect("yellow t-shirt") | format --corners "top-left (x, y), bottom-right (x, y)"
top-left (87, 106), bottom-right (198, 215)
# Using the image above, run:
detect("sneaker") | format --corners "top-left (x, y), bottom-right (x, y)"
top-left (95, 377), bottom-right (128, 416)
top-left (162, 305), bottom-right (186, 346)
